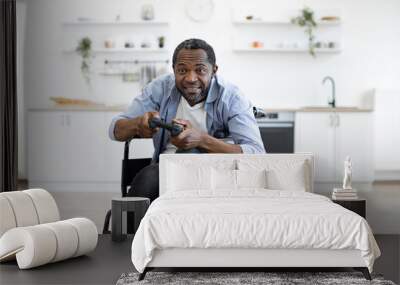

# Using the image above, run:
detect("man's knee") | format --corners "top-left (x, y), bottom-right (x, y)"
top-left (128, 164), bottom-right (159, 202)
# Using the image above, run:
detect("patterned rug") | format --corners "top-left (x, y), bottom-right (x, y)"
top-left (116, 271), bottom-right (396, 285)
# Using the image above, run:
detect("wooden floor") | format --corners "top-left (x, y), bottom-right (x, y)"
top-left (0, 235), bottom-right (133, 285)
top-left (16, 180), bottom-right (400, 235)
top-left (0, 235), bottom-right (399, 285)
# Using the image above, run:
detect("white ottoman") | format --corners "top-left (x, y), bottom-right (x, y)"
top-left (0, 189), bottom-right (98, 269)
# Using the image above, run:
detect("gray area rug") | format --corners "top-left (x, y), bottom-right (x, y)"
top-left (116, 272), bottom-right (396, 285)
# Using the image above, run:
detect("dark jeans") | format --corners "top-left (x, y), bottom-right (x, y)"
top-left (126, 163), bottom-right (159, 233)
top-left (127, 163), bottom-right (159, 202)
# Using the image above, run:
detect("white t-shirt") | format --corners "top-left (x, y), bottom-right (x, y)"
top-left (163, 97), bottom-right (207, 154)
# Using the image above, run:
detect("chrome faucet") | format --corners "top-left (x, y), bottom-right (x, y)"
top-left (322, 76), bottom-right (336, 108)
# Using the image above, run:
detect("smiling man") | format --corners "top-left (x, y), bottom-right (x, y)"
top-left (109, 38), bottom-right (265, 201)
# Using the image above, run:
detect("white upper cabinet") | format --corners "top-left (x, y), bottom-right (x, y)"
top-left (295, 112), bottom-right (373, 183)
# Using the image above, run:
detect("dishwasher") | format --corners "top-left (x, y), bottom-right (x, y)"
top-left (255, 111), bottom-right (294, 153)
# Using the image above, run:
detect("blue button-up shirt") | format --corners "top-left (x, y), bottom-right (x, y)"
top-left (109, 73), bottom-right (265, 162)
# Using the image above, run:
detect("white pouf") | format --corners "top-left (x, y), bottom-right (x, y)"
top-left (0, 189), bottom-right (98, 269)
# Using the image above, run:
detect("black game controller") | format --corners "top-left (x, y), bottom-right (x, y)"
top-left (148, 117), bottom-right (183, 137)
top-left (148, 117), bottom-right (201, 154)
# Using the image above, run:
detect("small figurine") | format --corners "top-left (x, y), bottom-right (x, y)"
top-left (342, 156), bottom-right (352, 190)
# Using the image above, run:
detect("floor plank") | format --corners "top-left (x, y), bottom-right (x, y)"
top-left (0, 235), bottom-right (133, 285)
top-left (1, 235), bottom-right (398, 285)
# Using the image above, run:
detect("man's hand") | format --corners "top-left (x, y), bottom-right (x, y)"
top-left (170, 119), bottom-right (205, 150)
top-left (113, 111), bottom-right (160, 141)
top-left (167, 118), bottom-right (242, 154)
top-left (137, 111), bottom-right (160, 138)
top-left (172, 118), bottom-right (192, 130)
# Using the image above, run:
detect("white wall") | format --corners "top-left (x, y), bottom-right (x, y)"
top-left (24, 0), bottom-right (400, 109)
top-left (17, 0), bottom-right (27, 179)
top-left (21, 0), bottom-right (400, 178)
top-left (374, 89), bottom-right (400, 180)
top-left (19, 0), bottom-right (400, 234)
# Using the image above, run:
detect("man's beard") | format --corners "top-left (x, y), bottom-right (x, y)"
top-left (181, 85), bottom-right (210, 106)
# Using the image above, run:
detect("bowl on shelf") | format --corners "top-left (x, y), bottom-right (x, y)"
top-left (320, 16), bottom-right (340, 22)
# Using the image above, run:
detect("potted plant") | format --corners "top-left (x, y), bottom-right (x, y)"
top-left (76, 37), bottom-right (93, 84)
top-left (291, 7), bottom-right (317, 57)
top-left (158, 36), bottom-right (165, 48)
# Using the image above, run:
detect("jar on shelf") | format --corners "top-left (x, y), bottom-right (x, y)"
top-left (104, 39), bottom-right (115, 49)
top-left (251, 41), bottom-right (263, 48)
top-left (141, 4), bottom-right (155, 21)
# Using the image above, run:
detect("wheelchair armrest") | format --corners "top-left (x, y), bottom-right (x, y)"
top-left (123, 139), bottom-right (132, 160)
top-left (124, 136), bottom-right (145, 160)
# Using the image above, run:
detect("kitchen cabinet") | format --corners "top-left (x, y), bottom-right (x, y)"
top-left (335, 113), bottom-right (374, 181)
top-left (28, 111), bottom-right (72, 182)
top-left (295, 112), bottom-right (373, 183)
top-left (28, 111), bottom-right (108, 182)
top-left (28, 110), bottom-right (154, 190)
top-left (103, 112), bottom-right (154, 182)
top-left (103, 112), bottom-right (125, 182)
top-left (294, 112), bottom-right (336, 181)
top-left (373, 89), bottom-right (400, 180)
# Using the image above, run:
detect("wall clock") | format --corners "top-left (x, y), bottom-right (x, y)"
top-left (185, 0), bottom-right (214, 22)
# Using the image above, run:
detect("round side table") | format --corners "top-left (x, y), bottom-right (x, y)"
top-left (111, 197), bottom-right (150, 242)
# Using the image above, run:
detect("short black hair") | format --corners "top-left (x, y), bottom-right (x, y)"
top-left (172, 38), bottom-right (216, 67)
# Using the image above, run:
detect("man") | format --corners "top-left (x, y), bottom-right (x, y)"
top-left (109, 38), bottom-right (265, 201)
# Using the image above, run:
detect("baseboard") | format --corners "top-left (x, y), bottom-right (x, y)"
top-left (28, 181), bottom-right (120, 193)
top-left (17, 179), bottom-right (28, 190)
top-left (48, 191), bottom-right (118, 233)
top-left (374, 170), bottom-right (400, 181)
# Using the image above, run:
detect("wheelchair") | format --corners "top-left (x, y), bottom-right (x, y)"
top-left (102, 139), bottom-right (151, 234)
top-left (103, 108), bottom-right (263, 234)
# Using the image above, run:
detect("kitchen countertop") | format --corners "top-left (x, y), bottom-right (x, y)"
top-left (28, 106), bottom-right (374, 113)
top-left (295, 106), bottom-right (373, 112)
top-left (28, 105), bottom-right (127, 112)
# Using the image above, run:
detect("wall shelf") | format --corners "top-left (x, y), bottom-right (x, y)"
top-left (233, 19), bottom-right (341, 26)
top-left (232, 10), bottom-right (342, 55)
top-left (63, 48), bottom-right (168, 54)
top-left (233, 47), bottom-right (342, 53)
top-left (62, 20), bottom-right (169, 26)
top-left (98, 71), bottom-right (130, 76)
top-left (62, 18), bottom-right (170, 55)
